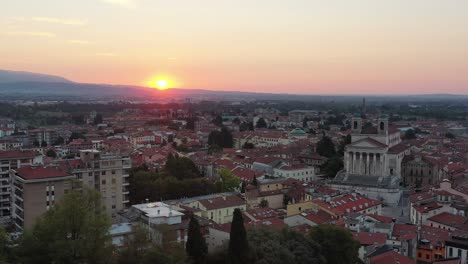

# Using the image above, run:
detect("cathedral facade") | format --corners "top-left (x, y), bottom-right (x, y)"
top-left (329, 114), bottom-right (409, 206)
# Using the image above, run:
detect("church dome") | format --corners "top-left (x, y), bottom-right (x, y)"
top-left (289, 128), bottom-right (306, 136)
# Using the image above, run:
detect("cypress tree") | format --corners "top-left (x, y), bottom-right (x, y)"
top-left (228, 208), bottom-right (250, 264)
top-left (186, 215), bottom-right (207, 264)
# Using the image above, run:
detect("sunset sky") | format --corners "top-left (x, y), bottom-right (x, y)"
top-left (1, 0), bottom-right (467, 94)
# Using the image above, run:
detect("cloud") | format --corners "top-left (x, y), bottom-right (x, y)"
top-left (6, 31), bottom-right (56, 37)
top-left (96, 52), bottom-right (117, 56)
top-left (68, 39), bottom-right (91, 44)
top-left (31, 17), bottom-right (87, 26)
top-left (101, 0), bottom-right (137, 8)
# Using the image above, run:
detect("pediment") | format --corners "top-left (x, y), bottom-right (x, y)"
top-left (348, 138), bottom-right (387, 149)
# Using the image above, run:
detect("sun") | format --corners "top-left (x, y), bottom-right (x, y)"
top-left (145, 74), bottom-right (180, 90)
top-left (155, 79), bottom-right (169, 90)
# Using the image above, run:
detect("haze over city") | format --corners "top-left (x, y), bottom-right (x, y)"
top-left (1, 0), bottom-right (468, 94)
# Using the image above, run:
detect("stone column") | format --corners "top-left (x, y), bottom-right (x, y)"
top-left (352, 152), bottom-right (356, 174)
top-left (373, 153), bottom-right (377, 175)
top-left (366, 153), bottom-right (370, 175)
top-left (378, 154), bottom-right (383, 176)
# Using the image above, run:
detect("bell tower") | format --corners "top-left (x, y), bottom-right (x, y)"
top-left (378, 114), bottom-right (389, 135)
top-left (352, 114), bottom-right (362, 134)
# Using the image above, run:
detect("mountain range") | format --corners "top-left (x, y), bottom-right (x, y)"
top-left (0, 69), bottom-right (467, 102)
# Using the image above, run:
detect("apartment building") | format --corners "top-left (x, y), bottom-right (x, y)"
top-left (0, 150), bottom-right (42, 225)
top-left (11, 166), bottom-right (74, 230)
top-left (58, 149), bottom-right (131, 219)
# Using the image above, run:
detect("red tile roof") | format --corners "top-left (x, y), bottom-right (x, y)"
top-left (198, 195), bottom-right (245, 210)
top-left (0, 150), bottom-right (39, 159)
top-left (427, 212), bottom-right (466, 229)
top-left (313, 193), bottom-right (381, 216)
top-left (16, 166), bottom-right (71, 180)
top-left (353, 232), bottom-right (386, 246)
top-left (392, 223), bottom-right (417, 241)
top-left (370, 250), bottom-right (415, 264)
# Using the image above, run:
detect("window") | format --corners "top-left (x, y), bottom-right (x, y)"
top-left (426, 254), bottom-right (429, 259)
top-left (101, 171), bottom-right (106, 176)
top-left (112, 170), bottom-right (116, 175)
top-left (102, 179), bottom-right (106, 185)
top-left (458, 249), bottom-right (461, 257)
top-left (449, 248), bottom-right (453, 257)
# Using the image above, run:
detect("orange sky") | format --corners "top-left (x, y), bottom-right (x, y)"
top-left (1, 0), bottom-right (468, 94)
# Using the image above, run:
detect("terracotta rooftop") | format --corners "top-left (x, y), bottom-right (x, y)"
top-left (0, 150), bottom-right (39, 159)
top-left (353, 232), bottom-right (386, 246)
top-left (370, 250), bottom-right (415, 264)
top-left (16, 166), bottom-right (71, 180)
top-left (427, 212), bottom-right (467, 230)
top-left (198, 195), bottom-right (245, 210)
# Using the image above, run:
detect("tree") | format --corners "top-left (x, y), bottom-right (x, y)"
top-left (316, 136), bottom-right (336, 158)
top-left (164, 154), bottom-right (200, 180)
top-left (0, 227), bottom-right (15, 263)
top-left (46, 149), bottom-right (57, 158)
top-left (320, 157), bottom-right (343, 178)
top-left (94, 113), bottom-right (103, 125)
top-left (212, 115), bottom-right (223, 127)
top-left (337, 134), bottom-right (351, 156)
top-left (186, 216), bottom-right (208, 264)
top-left (52, 136), bottom-right (64, 145)
top-left (240, 181), bottom-right (247, 193)
top-left (248, 228), bottom-right (325, 264)
top-left (208, 127), bottom-right (233, 149)
top-left (217, 168), bottom-right (240, 192)
top-left (228, 209), bottom-right (250, 264)
top-left (259, 199), bottom-right (268, 208)
top-left (242, 142), bottom-right (255, 149)
top-left (256, 118), bottom-right (267, 128)
top-left (117, 225), bottom-right (152, 264)
top-left (309, 225), bottom-right (360, 264)
top-left (17, 189), bottom-right (112, 264)
top-left (445, 132), bottom-right (455, 139)
top-left (251, 176), bottom-right (258, 187)
top-left (69, 132), bottom-right (85, 142)
top-left (404, 129), bottom-right (416, 140)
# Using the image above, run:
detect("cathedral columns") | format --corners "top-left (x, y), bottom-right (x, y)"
top-left (373, 153), bottom-right (377, 175)
top-left (366, 153), bottom-right (370, 175)
top-left (353, 152), bottom-right (357, 174)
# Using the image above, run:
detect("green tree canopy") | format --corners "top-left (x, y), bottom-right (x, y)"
top-left (320, 156), bottom-right (343, 178)
top-left (46, 149), bottom-right (57, 158)
top-left (404, 129), bottom-right (416, 140)
top-left (216, 168), bottom-right (240, 192)
top-left (316, 136), bottom-right (336, 158)
top-left (164, 154), bottom-right (200, 180)
top-left (256, 118), bottom-right (267, 129)
top-left (309, 225), bottom-right (360, 264)
top-left (208, 127), bottom-right (233, 148)
top-left (248, 228), bottom-right (325, 264)
top-left (186, 216), bottom-right (208, 264)
top-left (17, 189), bottom-right (112, 264)
top-left (228, 209), bottom-right (251, 264)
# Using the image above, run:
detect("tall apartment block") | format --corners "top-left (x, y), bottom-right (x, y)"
top-left (12, 166), bottom-right (74, 230)
top-left (0, 150), bottom-right (42, 226)
top-left (57, 150), bottom-right (131, 219)
top-left (11, 149), bottom-right (131, 230)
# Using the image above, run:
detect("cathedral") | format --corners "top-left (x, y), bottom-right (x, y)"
top-left (329, 114), bottom-right (409, 206)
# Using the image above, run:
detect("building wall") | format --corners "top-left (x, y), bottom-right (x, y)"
top-left (14, 179), bottom-right (70, 230)
top-left (286, 201), bottom-right (316, 217)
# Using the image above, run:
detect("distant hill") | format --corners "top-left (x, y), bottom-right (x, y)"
top-left (0, 69), bottom-right (467, 102)
top-left (0, 70), bottom-right (71, 83)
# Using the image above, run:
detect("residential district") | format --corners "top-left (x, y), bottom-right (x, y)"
top-left (1, 100), bottom-right (468, 264)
